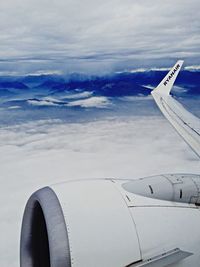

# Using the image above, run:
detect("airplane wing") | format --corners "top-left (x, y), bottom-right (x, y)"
top-left (151, 60), bottom-right (200, 158)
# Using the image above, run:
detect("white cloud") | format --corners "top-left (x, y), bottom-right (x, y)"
top-left (185, 65), bottom-right (200, 71)
top-left (7, 106), bottom-right (21, 109)
top-left (66, 96), bottom-right (111, 108)
top-left (26, 70), bottom-right (64, 76)
top-left (27, 99), bottom-right (59, 106)
top-left (64, 91), bottom-right (93, 99)
top-left (117, 65), bottom-right (200, 73)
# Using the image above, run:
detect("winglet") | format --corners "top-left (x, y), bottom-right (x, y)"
top-left (152, 60), bottom-right (184, 95)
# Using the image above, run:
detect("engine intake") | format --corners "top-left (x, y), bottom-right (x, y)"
top-left (20, 187), bottom-right (71, 267)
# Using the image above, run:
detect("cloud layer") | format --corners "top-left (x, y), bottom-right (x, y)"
top-left (0, 0), bottom-right (199, 74)
top-left (0, 115), bottom-right (199, 266)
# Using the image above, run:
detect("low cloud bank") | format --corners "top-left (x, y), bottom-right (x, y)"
top-left (0, 116), bottom-right (199, 266)
top-left (66, 96), bottom-right (111, 108)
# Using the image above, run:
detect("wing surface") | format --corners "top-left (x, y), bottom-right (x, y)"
top-left (151, 60), bottom-right (200, 158)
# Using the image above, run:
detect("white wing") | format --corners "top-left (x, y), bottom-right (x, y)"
top-left (151, 60), bottom-right (200, 158)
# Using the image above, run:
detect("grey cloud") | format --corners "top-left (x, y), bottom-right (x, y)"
top-left (0, 0), bottom-right (199, 74)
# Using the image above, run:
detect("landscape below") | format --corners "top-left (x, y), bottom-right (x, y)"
top-left (0, 69), bottom-right (199, 126)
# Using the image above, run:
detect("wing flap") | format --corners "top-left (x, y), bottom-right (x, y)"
top-left (126, 248), bottom-right (192, 267)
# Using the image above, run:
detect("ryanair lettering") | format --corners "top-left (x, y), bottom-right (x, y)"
top-left (163, 64), bottom-right (180, 86)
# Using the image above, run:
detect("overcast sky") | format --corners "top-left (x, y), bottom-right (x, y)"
top-left (0, 0), bottom-right (199, 74)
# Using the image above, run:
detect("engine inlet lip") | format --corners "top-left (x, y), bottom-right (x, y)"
top-left (20, 186), bottom-right (71, 267)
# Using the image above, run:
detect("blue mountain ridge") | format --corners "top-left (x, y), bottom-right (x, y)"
top-left (0, 81), bottom-right (28, 89)
top-left (0, 70), bottom-right (199, 126)
top-left (0, 70), bottom-right (199, 97)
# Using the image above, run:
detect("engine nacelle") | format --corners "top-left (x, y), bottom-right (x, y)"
top-left (123, 173), bottom-right (200, 205)
top-left (20, 174), bottom-right (200, 267)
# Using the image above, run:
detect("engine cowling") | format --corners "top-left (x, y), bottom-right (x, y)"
top-left (20, 174), bottom-right (200, 267)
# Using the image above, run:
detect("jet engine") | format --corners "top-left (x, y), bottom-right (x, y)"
top-left (20, 174), bottom-right (200, 267)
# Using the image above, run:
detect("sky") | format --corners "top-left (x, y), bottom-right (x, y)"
top-left (0, 0), bottom-right (199, 75)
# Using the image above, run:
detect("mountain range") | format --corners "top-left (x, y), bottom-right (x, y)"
top-left (0, 69), bottom-right (199, 97)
